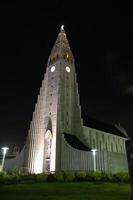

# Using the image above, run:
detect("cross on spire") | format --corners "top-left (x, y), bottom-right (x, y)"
top-left (61, 25), bottom-right (64, 31)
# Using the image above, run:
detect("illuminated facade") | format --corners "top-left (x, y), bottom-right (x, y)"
top-left (4, 26), bottom-right (128, 173)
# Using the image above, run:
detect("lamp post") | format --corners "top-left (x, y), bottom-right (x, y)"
top-left (1, 147), bottom-right (9, 171)
top-left (91, 149), bottom-right (97, 172)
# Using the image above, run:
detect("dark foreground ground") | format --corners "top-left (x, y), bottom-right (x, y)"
top-left (0, 182), bottom-right (132, 200)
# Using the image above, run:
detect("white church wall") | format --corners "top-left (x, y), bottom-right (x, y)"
top-left (60, 133), bottom-right (128, 173)
top-left (4, 147), bottom-right (25, 172)
top-left (83, 126), bottom-right (127, 154)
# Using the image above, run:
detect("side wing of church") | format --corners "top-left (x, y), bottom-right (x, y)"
top-left (4, 26), bottom-right (128, 173)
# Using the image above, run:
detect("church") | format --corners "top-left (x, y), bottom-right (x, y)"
top-left (4, 26), bottom-right (128, 174)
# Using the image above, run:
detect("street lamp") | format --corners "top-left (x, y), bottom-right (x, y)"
top-left (91, 149), bottom-right (97, 172)
top-left (1, 147), bottom-right (9, 171)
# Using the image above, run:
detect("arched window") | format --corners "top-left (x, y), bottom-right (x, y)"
top-left (45, 130), bottom-right (52, 159)
top-left (44, 130), bottom-right (52, 172)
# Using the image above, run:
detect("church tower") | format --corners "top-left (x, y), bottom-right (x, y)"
top-left (4, 25), bottom-right (128, 174)
top-left (23, 25), bottom-right (89, 173)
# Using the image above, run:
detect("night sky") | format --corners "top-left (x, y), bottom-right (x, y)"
top-left (0, 2), bottom-right (133, 152)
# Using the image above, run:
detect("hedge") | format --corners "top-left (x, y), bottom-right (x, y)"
top-left (0, 171), bottom-right (130, 185)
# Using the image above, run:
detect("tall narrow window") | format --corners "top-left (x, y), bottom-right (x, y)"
top-left (93, 139), bottom-right (95, 148)
top-left (106, 142), bottom-right (108, 151)
top-left (56, 54), bottom-right (59, 59)
top-left (111, 143), bottom-right (113, 152)
top-left (96, 132), bottom-right (98, 149)
top-left (121, 145), bottom-right (123, 153)
top-left (116, 144), bottom-right (118, 152)
top-left (102, 134), bottom-right (104, 142)
top-left (44, 130), bottom-right (52, 173)
top-left (99, 141), bottom-right (102, 150)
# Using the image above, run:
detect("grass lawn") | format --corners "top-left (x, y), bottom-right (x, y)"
top-left (0, 182), bottom-right (131, 200)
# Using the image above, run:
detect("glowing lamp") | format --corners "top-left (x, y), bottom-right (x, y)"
top-left (1, 147), bottom-right (9, 171)
top-left (91, 149), bottom-right (97, 171)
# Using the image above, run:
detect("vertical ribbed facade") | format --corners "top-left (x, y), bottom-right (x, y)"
top-left (23, 82), bottom-right (46, 173)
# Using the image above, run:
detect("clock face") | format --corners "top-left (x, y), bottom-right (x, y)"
top-left (51, 66), bottom-right (55, 72)
top-left (66, 66), bottom-right (70, 72)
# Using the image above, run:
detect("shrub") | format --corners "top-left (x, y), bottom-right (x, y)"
top-left (4, 175), bottom-right (22, 184)
top-left (20, 174), bottom-right (36, 184)
top-left (0, 172), bottom-right (21, 185)
top-left (85, 171), bottom-right (130, 183)
top-left (0, 170), bottom-right (130, 184)
top-left (100, 172), bottom-right (113, 182)
top-left (35, 173), bottom-right (48, 182)
top-left (86, 171), bottom-right (95, 181)
top-left (11, 167), bottom-right (22, 175)
top-left (75, 171), bottom-right (86, 181)
top-left (112, 172), bottom-right (130, 183)
top-left (64, 171), bottom-right (75, 182)
top-left (0, 171), bottom-right (9, 184)
top-left (92, 172), bottom-right (103, 181)
top-left (0, 171), bottom-right (7, 178)
top-left (47, 174), bottom-right (56, 182)
top-left (55, 171), bottom-right (64, 182)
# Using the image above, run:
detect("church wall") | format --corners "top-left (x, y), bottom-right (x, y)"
top-left (4, 147), bottom-right (25, 172)
top-left (83, 126), bottom-right (127, 154)
top-left (60, 133), bottom-right (128, 173)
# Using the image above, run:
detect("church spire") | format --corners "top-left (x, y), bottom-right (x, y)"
top-left (48, 25), bottom-right (74, 65)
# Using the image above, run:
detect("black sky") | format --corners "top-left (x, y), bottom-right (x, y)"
top-left (0, 2), bottom-right (133, 152)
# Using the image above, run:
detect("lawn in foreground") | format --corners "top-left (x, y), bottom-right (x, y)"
top-left (0, 182), bottom-right (131, 200)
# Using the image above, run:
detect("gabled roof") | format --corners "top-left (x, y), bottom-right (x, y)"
top-left (64, 133), bottom-right (91, 151)
top-left (83, 115), bottom-right (128, 138)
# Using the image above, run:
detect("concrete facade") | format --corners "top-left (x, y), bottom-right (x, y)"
top-left (4, 26), bottom-right (128, 173)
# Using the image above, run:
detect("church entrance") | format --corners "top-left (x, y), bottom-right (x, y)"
top-left (44, 130), bottom-right (52, 173)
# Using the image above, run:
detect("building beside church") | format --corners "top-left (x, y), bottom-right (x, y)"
top-left (4, 26), bottom-right (128, 174)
